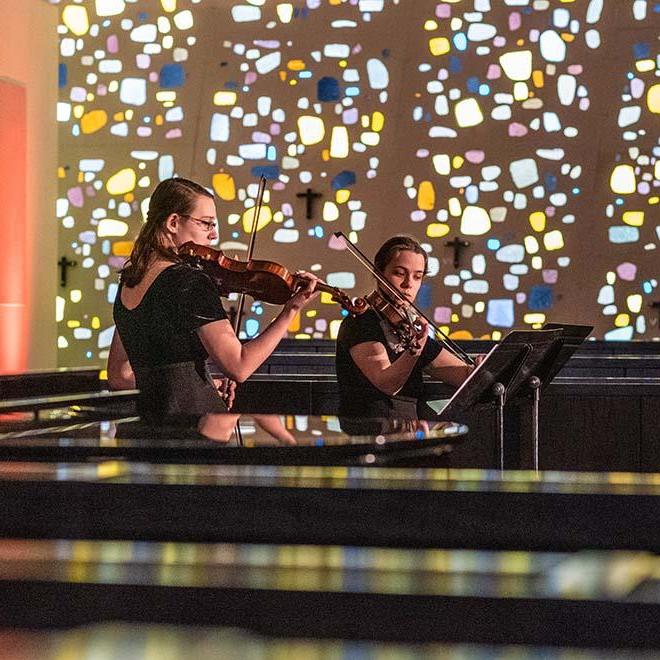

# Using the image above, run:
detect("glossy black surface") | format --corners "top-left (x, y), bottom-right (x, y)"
top-left (1, 539), bottom-right (660, 646)
top-left (0, 408), bottom-right (468, 466)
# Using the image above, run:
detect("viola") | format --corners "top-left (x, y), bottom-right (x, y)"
top-left (363, 289), bottom-right (426, 352)
top-left (333, 231), bottom-right (476, 364)
top-left (179, 241), bottom-right (369, 315)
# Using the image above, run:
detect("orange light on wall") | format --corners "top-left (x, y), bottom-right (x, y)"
top-left (0, 80), bottom-right (27, 373)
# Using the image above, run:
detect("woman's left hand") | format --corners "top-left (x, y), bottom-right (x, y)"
top-left (214, 377), bottom-right (237, 410)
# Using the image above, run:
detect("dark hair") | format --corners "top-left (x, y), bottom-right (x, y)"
top-left (121, 177), bottom-right (213, 287)
top-left (374, 235), bottom-right (428, 274)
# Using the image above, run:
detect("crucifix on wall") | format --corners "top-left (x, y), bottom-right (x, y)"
top-left (58, 256), bottom-right (77, 287)
top-left (296, 187), bottom-right (323, 220)
top-left (444, 237), bottom-right (470, 269)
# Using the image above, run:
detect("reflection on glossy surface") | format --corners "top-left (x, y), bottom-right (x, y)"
top-left (195, 413), bottom-right (464, 446)
top-left (1, 539), bottom-right (660, 602)
top-left (0, 409), bottom-right (468, 448)
top-left (0, 624), bottom-right (654, 660)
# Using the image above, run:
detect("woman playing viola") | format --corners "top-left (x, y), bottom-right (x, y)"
top-left (107, 177), bottom-right (318, 422)
top-left (335, 235), bottom-right (474, 420)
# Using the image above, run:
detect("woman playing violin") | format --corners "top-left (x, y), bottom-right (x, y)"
top-left (107, 177), bottom-right (318, 422)
top-left (335, 235), bottom-right (475, 420)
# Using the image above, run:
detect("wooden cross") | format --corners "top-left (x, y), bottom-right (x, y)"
top-left (444, 237), bottom-right (470, 269)
top-left (296, 187), bottom-right (323, 220)
top-left (58, 256), bottom-right (77, 287)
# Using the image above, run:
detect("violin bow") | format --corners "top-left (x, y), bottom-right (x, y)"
top-left (226, 174), bottom-right (267, 445)
top-left (333, 231), bottom-right (476, 366)
top-left (233, 175), bottom-right (267, 332)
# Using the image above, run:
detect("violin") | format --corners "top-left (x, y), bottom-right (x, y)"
top-left (363, 289), bottom-right (427, 353)
top-left (179, 241), bottom-right (369, 316)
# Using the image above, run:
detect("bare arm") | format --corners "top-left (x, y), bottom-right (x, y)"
top-left (198, 279), bottom-right (318, 383)
top-left (349, 338), bottom-right (427, 397)
top-left (424, 347), bottom-right (474, 388)
top-left (107, 331), bottom-right (136, 390)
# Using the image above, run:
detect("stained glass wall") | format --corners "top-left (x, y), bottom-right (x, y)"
top-left (53, 0), bottom-right (660, 366)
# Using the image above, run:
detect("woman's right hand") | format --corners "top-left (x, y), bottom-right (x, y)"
top-left (410, 316), bottom-right (429, 355)
top-left (284, 270), bottom-right (319, 313)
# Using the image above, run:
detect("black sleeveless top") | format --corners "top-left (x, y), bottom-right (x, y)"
top-left (113, 263), bottom-right (228, 422)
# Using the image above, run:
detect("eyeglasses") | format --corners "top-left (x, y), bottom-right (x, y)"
top-left (180, 214), bottom-right (218, 233)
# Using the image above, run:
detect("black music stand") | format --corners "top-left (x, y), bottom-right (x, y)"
top-left (505, 323), bottom-right (593, 469)
top-left (435, 336), bottom-right (534, 469)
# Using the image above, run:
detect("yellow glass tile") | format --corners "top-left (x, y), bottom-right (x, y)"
top-left (417, 181), bottom-right (435, 211)
top-left (543, 230), bottom-right (564, 251)
top-left (622, 211), bottom-right (644, 227)
top-left (113, 112), bottom-right (124, 121)
top-left (424, 20), bottom-right (438, 31)
top-left (561, 33), bottom-right (575, 42)
top-left (91, 316), bottom-right (101, 329)
top-left (636, 59), bottom-right (655, 73)
top-left (451, 313), bottom-right (459, 322)
top-left (58, 167), bottom-right (66, 179)
top-left (67, 320), bottom-right (81, 328)
top-left (426, 223), bottom-right (450, 238)
top-left (213, 91), bottom-right (237, 107)
top-left (106, 168), bottom-right (137, 195)
top-left (529, 211), bottom-right (546, 232)
top-left (647, 84), bottom-right (660, 113)
top-left (371, 111), bottom-right (385, 132)
top-left (287, 59), bottom-right (305, 71)
top-left (320, 292), bottom-right (334, 305)
top-left (429, 37), bottom-right (450, 56)
top-left (155, 115), bottom-right (164, 126)
top-left (62, 5), bottom-right (89, 36)
top-left (242, 205), bottom-right (272, 233)
top-left (452, 155), bottom-right (464, 169)
top-left (615, 313), bottom-right (630, 327)
top-left (524, 313), bottom-right (546, 324)
top-left (448, 330), bottom-right (473, 340)
top-left (212, 172), bottom-right (236, 201)
top-left (288, 311), bottom-right (301, 333)
top-left (532, 70), bottom-right (544, 88)
top-left (335, 189), bottom-right (350, 204)
top-left (112, 241), bottom-right (134, 257)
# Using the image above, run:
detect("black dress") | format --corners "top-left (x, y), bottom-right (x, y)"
top-left (113, 262), bottom-right (229, 423)
top-left (335, 309), bottom-right (442, 419)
